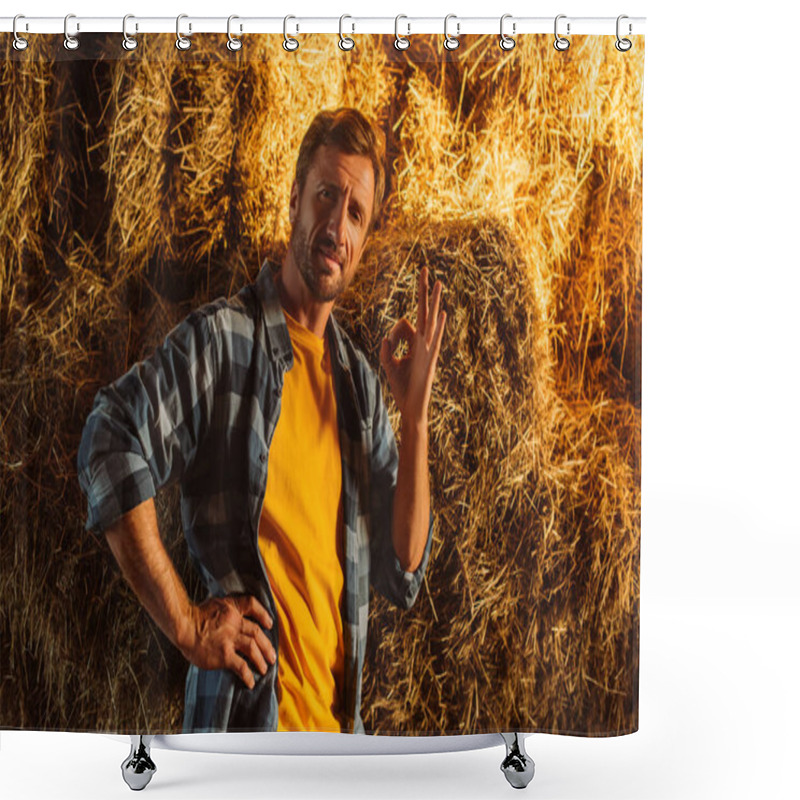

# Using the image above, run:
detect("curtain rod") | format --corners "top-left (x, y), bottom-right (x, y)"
top-left (0, 16), bottom-right (646, 36)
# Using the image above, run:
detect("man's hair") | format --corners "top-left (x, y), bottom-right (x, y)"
top-left (294, 108), bottom-right (386, 234)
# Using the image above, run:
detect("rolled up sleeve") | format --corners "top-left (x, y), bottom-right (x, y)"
top-left (77, 307), bottom-right (218, 536)
top-left (368, 373), bottom-right (434, 610)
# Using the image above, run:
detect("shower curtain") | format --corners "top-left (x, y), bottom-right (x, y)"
top-left (0, 30), bottom-right (644, 738)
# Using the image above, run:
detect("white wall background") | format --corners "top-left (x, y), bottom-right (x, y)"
top-left (3, 1), bottom-right (798, 797)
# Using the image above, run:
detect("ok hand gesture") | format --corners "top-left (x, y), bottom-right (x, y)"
top-left (379, 267), bottom-right (447, 427)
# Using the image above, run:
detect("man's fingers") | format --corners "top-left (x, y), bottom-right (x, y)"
top-left (426, 281), bottom-right (443, 347)
top-left (235, 633), bottom-right (269, 677)
top-left (418, 267), bottom-right (429, 335)
top-left (237, 595), bottom-right (272, 629)
top-left (228, 650), bottom-right (256, 690)
top-left (434, 311), bottom-right (446, 358)
top-left (241, 619), bottom-right (277, 665)
top-left (429, 311), bottom-right (447, 380)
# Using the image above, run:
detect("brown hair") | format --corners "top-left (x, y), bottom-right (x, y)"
top-left (294, 108), bottom-right (386, 234)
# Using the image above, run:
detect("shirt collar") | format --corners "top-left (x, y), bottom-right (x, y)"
top-left (253, 256), bottom-right (351, 372)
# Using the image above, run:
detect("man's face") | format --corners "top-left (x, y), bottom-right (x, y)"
top-left (288, 144), bottom-right (375, 304)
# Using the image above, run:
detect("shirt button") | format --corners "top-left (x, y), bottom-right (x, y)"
top-left (260, 452), bottom-right (266, 463)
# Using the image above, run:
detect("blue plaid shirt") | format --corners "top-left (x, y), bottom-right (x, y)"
top-left (77, 257), bottom-right (434, 734)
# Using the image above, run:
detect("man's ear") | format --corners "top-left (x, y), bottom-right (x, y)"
top-left (289, 180), bottom-right (299, 226)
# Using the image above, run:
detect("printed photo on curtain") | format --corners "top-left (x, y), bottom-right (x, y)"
top-left (0, 30), bottom-right (644, 738)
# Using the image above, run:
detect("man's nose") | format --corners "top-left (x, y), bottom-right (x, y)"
top-left (327, 196), bottom-right (347, 247)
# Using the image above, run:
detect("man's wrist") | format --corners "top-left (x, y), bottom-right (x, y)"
top-left (174, 603), bottom-right (198, 657)
top-left (400, 414), bottom-right (428, 441)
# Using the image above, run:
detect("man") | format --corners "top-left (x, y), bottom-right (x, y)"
top-left (77, 108), bottom-right (446, 734)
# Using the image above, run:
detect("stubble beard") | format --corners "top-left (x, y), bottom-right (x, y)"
top-left (290, 218), bottom-right (345, 304)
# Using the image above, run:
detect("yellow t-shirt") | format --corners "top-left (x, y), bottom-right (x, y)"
top-left (257, 309), bottom-right (346, 732)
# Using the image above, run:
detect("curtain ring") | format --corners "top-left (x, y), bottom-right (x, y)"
top-left (499, 14), bottom-right (515, 51)
top-left (443, 13), bottom-right (459, 51)
top-left (176, 13), bottom-right (192, 51)
top-left (12, 14), bottom-right (29, 51)
top-left (226, 15), bottom-right (242, 51)
top-left (615, 14), bottom-right (633, 52)
top-left (64, 13), bottom-right (79, 50)
top-left (554, 14), bottom-right (570, 51)
top-left (122, 14), bottom-right (138, 51)
top-left (283, 15), bottom-right (299, 51)
top-left (394, 15), bottom-right (410, 51)
top-left (339, 14), bottom-right (354, 51)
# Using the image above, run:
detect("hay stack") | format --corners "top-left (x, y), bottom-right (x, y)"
top-left (0, 40), bottom-right (53, 316)
top-left (97, 35), bottom-right (181, 295)
top-left (554, 169), bottom-right (643, 404)
top-left (338, 216), bottom-right (545, 732)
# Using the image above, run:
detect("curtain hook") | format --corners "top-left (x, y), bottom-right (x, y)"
top-left (554, 14), bottom-right (570, 51)
top-left (227, 15), bottom-right (243, 51)
top-left (394, 15), bottom-right (410, 51)
top-left (64, 13), bottom-right (79, 50)
top-left (283, 15), bottom-right (299, 51)
top-left (443, 13), bottom-right (460, 51)
top-left (122, 14), bottom-right (138, 51)
top-left (339, 14), bottom-right (354, 51)
top-left (499, 14), bottom-right (516, 51)
top-left (176, 13), bottom-right (192, 51)
top-left (615, 14), bottom-right (633, 51)
top-left (12, 14), bottom-right (29, 51)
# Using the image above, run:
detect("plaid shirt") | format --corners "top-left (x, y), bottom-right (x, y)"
top-left (77, 257), bottom-right (434, 735)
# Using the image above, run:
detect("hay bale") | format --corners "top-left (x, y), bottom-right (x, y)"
top-left (168, 61), bottom-right (241, 268)
top-left (338, 217), bottom-right (548, 732)
top-left (0, 41), bottom-right (53, 316)
top-left (517, 35), bottom-right (645, 191)
top-left (551, 162), bottom-right (642, 405)
top-left (98, 35), bottom-right (185, 294)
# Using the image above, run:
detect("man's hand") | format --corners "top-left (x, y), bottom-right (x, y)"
top-left (380, 266), bottom-right (447, 426)
top-left (104, 500), bottom-right (277, 691)
top-left (179, 595), bottom-right (276, 690)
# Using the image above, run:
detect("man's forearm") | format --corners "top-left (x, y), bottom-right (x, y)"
top-left (392, 417), bottom-right (431, 573)
top-left (104, 497), bottom-right (195, 656)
